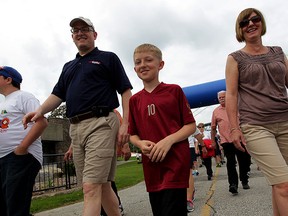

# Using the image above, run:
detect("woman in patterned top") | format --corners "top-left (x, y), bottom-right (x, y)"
top-left (225, 8), bottom-right (288, 215)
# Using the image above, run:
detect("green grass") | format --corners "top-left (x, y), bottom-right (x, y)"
top-left (30, 190), bottom-right (84, 213)
top-left (30, 160), bottom-right (144, 214)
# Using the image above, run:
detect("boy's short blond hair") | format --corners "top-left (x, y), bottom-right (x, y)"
top-left (133, 43), bottom-right (162, 60)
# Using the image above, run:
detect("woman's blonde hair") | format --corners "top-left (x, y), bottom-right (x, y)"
top-left (235, 8), bottom-right (266, 42)
top-left (133, 43), bottom-right (162, 60)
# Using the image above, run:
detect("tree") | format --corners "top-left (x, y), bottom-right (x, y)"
top-left (48, 104), bottom-right (67, 119)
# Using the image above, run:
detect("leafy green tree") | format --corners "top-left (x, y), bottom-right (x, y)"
top-left (48, 104), bottom-right (67, 119)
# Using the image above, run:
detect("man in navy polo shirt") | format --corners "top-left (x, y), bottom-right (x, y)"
top-left (23, 17), bottom-right (132, 216)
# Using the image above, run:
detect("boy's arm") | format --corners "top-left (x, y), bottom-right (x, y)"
top-left (15, 116), bottom-right (48, 155)
top-left (150, 122), bottom-right (196, 162)
top-left (130, 135), bottom-right (141, 148)
top-left (130, 135), bottom-right (155, 157)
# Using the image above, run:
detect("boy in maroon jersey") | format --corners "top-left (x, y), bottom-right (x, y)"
top-left (129, 43), bottom-right (196, 216)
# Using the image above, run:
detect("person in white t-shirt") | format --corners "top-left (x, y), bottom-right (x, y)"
top-left (186, 128), bottom-right (206, 212)
top-left (0, 66), bottom-right (48, 216)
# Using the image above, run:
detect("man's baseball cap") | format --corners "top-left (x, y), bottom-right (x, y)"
top-left (69, 17), bottom-right (94, 30)
top-left (0, 66), bottom-right (23, 84)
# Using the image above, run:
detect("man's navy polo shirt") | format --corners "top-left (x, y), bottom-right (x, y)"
top-left (52, 47), bottom-right (132, 118)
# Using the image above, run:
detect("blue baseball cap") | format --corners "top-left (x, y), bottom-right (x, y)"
top-left (0, 66), bottom-right (23, 84)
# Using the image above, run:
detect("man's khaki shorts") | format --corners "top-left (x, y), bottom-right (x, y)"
top-left (70, 112), bottom-right (119, 185)
top-left (241, 121), bottom-right (288, 185)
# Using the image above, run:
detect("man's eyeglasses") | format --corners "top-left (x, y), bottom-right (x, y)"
top-left (70, 26), bottom-right (94, 34)
top-left (198, 126), bottom-right (204, 128)
top-left (239, 15), bottom-right (261, 28)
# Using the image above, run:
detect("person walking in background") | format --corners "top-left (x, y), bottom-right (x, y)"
top-left (23, 17), bottom-right (132, 216)
top-left (197, 123), bottom-right (214, 181)
top-left (213, 131), bottom-right (223, 168)
top-left (187, 132), bottom-right (198, 212)
top-left (211, 90), bottom-right (251, 195)
top-left (225, 8), bottom-right (288, 215)
top-left (129, 43), bottom-right (196, 216)
top-left (0, 66), bottom-right (48, 216)
top-left (186, 127), bottom-right (206, 212)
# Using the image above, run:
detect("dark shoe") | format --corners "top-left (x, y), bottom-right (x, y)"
top-left (208, 176), bottom-right (212, 181)
top-left (242, 183), bottom-right (250, 189)
top-left (229, 185), bottom-right (238, 195)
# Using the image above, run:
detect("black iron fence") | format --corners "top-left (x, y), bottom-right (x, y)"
top-left (33, 154), bottom-right (77, 193)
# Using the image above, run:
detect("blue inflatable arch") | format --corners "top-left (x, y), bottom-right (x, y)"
top-left (182, 79), bottom-right (226, 109)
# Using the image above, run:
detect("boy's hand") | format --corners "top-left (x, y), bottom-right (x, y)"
top-left (14, 145), bottom-right (28, 155)
top-left (139, 140), bottom-right (155, 157)
top-left (149, 137), bottom-right (173, 162)
top-left (22, 112), bottom-right (40, 129)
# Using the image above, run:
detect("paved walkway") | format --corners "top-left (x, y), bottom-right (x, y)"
top-left (35, 159), bottom-right (272, 216)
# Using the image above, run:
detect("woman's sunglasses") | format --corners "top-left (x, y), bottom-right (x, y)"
top-left (239, 15), bottom-right (261, 28)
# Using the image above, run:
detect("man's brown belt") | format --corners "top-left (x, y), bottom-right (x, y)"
top-left (69, 106), bottom-right (112, 124)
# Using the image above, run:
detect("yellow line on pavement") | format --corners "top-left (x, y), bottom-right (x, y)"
top-left (200, 167), bottom-right (219, 216)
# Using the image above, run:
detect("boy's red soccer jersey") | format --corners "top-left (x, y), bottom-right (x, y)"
top-left (129, 83), bottom-right (195, 192)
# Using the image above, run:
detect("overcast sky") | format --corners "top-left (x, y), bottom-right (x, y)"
top-left (1, 0), bottom-right (287, 124)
